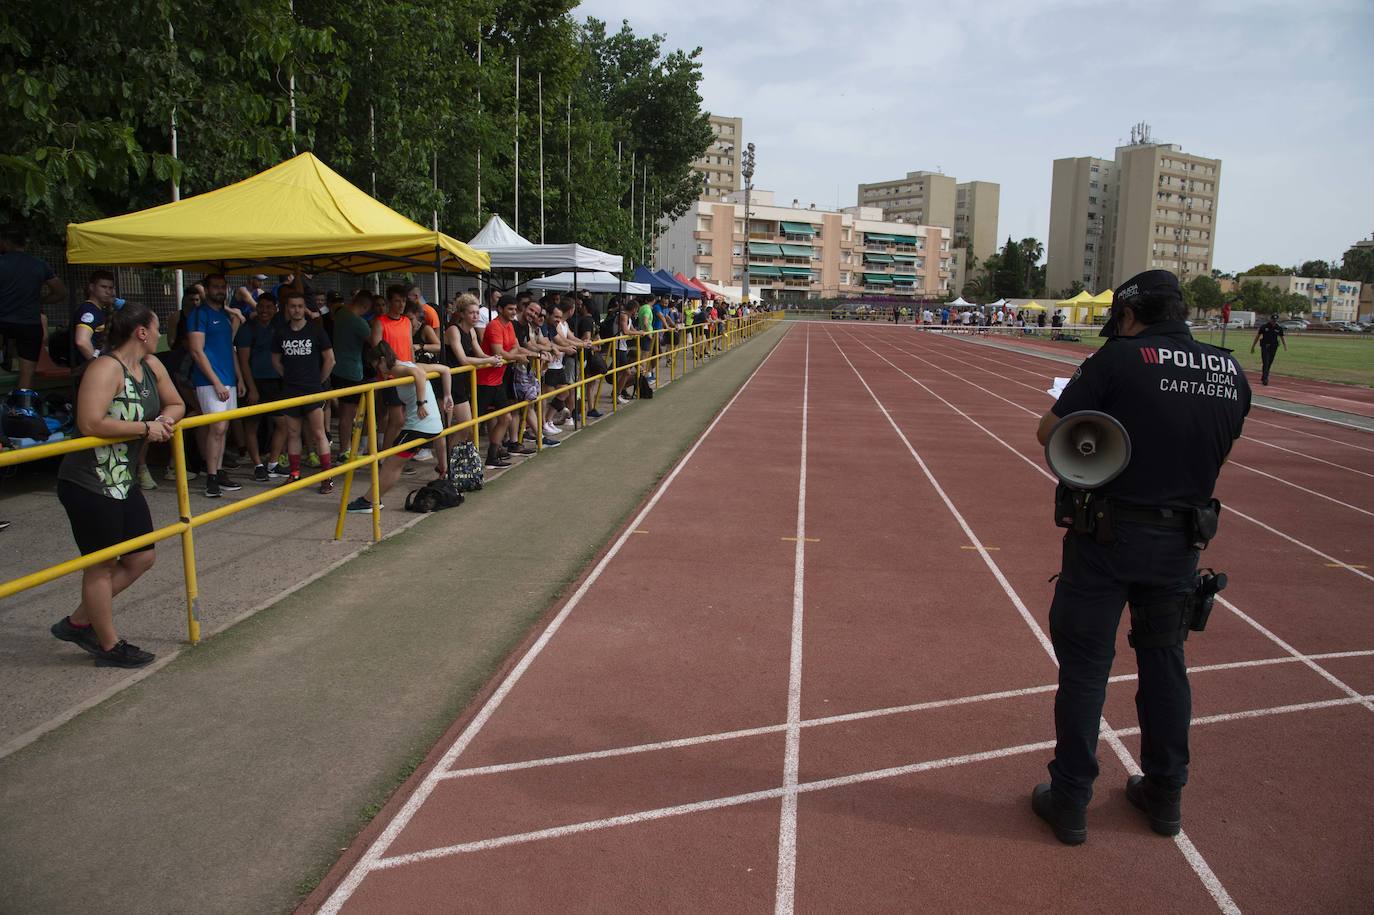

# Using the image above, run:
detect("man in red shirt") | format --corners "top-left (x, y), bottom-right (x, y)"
top-left (477, 295), bottom-right (527, 468)
top-left (406, 283), bottom-right (441, 334)
top-left (370, 284), bottom-right (413, 446)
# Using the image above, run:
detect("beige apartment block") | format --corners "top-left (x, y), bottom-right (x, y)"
top-left (693, 114), bottom-right (742, 201)
top-left (1047, 157), bottom-right (1116, 295)
top-left (656, 190), bottom-right (954, 302)
top-left (1236, 274), bottom-right (1363, 323)
top-left (857, 171), bottom-right (956, 230)
top-left (955, 181), bottom-right (1001, 265)
top-left (1048, 128), bottom-right (1220, 295)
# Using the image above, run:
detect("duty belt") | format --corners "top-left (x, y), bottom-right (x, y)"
top-left (1111, 505), bottom-right (1191, 529)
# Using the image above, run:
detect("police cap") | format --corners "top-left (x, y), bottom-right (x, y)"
top-left (1101, 269), bottom-right (1183, 337)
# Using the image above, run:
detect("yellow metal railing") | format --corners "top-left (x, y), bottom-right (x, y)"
top-left (0, 311), bottom-right (782, 643)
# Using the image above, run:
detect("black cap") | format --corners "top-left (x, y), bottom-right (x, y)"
top-left (1101, 269), bottom-right (1182, 337)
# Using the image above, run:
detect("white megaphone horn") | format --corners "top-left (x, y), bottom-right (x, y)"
top-left (1044, 410), bottom-right (1132, 490)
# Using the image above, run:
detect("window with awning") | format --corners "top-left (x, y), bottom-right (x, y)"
top-left (864, 252), bottom-right (894, 263)
top-left (863, 273), bottom-right (893, 284)
top-left (780, 244), bottom-right (813, 257)
top-left (864, 233), bottom-right (896, 243)
top-left (747, 242), bottom-right (783, 256)
top-left (781, 266), bottom-right (812, 277)
top-left (780, 221), bottom-right (817, 236)
top-left (890, 234), bottom-right (919, 246)
top-left (748, 265), bottom-right (782, 277)
top-left (893, 274), bottom-right (917, 284)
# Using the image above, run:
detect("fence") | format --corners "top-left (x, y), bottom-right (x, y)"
top-left (0, 311), bottom-right (782, 643)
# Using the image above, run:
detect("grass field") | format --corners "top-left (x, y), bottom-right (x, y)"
top-left (1041, 329), bottom-right (1374, 387)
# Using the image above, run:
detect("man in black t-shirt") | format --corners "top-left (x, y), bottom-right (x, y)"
top-left (72, 270), bottom-right (118, 370)
top-left (1250, 313), bottom-right (1287, 386)
top-left (0, 228), bottom-right (65, 390)
top-left (271, 289), bottom-right (335, 491)
top-left (1029, 269), bottom-right (1250, 847)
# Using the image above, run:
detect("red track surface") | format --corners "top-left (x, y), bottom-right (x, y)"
top-left (307, 324), bottom-right (1374, 914)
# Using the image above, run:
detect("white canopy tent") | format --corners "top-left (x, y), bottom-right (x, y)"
top-left (988, 298), bottom-right (1008, 310)
top-left (520, 271), bottom-right (650, 295)
top-left (948, 296), bottom-right (974, 308)
top-left (701, 281), bottom-right (743, 304)
top-left (468, 215), bottom-right (623, 272)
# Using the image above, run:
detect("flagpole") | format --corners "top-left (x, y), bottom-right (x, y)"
top-left (538, 72), bottom-right (545, 244)
top-left (513, 55), bottom-right (520, 235)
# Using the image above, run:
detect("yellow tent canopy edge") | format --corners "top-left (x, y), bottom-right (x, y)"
top-left (66, 152), bottom-right (490, 274)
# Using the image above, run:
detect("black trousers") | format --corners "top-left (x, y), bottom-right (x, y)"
top-left (1260, 344), bottom-right (1278, 382)
top-left (1047, 523), bottom-right (1198, 808)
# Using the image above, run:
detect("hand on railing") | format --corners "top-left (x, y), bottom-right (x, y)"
top-left (146, 416), bottom-right (176, 443)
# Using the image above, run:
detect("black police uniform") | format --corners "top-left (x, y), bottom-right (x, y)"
top-left (1255, 321), bottom-right (1284, 384)
top-left (1045, 318), bottom-right (1250, 813)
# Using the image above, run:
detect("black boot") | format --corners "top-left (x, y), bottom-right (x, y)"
top-left (1126, 775), bottom-right (1181, 836)
top-left (1031, 783), bottom-right (1086, 845)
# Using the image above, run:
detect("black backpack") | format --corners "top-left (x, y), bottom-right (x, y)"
top-left (600, 306), bottom-right (621, 340)
top-left (404, 477), bottom-right (464, 513)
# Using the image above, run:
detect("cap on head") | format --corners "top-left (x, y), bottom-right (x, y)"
top-left (1101, 269), bottom-right (1182, 337)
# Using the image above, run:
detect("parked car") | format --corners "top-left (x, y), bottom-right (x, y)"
top-left (1279, 319), bottom-right (1309, 331)
top-left (1337, 321), bottom-right (1366, 333)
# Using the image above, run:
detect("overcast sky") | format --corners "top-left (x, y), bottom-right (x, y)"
top-left (575, 0), bottom-right (1373, 272)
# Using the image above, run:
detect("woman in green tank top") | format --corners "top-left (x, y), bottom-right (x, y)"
top-left (51, 302), bottom-right (185, 668)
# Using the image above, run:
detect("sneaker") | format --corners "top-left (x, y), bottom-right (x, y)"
top-left (402, 463), bottom-right (417, 475)
top-left (338, 451), bottom-right (352, 464)
top-left (253, 464), bottom-right (269, 483)
top-left (285, 470), bottom-right (301, 484)
top-left (543, 422), bottom-right (562, 437)
top-left (496, 449), bottom-right (511, 460)
top-left (216, 470), bottom-right (242, 491)
top-left (266, 463), bottom-right (288, 479)
top-left (501, 440), bottom-right (518, 451)
top-left (542, 436), bottom-right (561, 447)
top-left (486, 456), bottom-right (512, 469)
top-left (509, 443), bottom-right (536, 455)
top-left (414, 447), bottom-right (434, 462)
top-left (277, 453), bottom-right (288, 468)
top-left (1031, 783), bottom-right (1086, 846)
top-left (51, 616), bottom-right (101, 655)
top-left (318, 478), bottom-right (335, 495)
top-left (587, 409), bottom-right (604, 419)
top-left (138, 466), bottom-right (157, 491)
top-left (522, 430), bottom-right (538, 442)
top-left (205, 475), bottom-right (221, 498)
top-left (1125, 775), bottom-right (1182, 837)
top-left (221, 453), bottom-right (240, 470)
top-left (617, 394), bottom-right (632, 404)
top-left (93, 639), bottom-right (155, 668)
top-left (306, 451), bottom-right (322, 468)
top-left (345, 497), bottom-right (379, 513)
top-left (164, 466), bottom-right (198, 482)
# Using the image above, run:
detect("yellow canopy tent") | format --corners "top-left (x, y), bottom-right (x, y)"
top-left (1019, 301), bottom-right (1046, 310)
top-left (67, 152), bottom-right (489, 275)
top-left (1054, 290), bottom-right (1097, 309)
top-left (1054, 290), bottom-right (1099, 324)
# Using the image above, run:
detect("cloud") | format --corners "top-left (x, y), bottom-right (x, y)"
top-left (575, 0), bottom-right (1374, 269)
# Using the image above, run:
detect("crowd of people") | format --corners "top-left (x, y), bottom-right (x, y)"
top-left (2, 250), bottom-right (761, 667)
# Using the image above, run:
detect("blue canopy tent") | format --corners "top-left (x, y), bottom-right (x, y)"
top-left (632, 265), bottom-right (674, 295)
top-left (654, 269), bottom-right (700, 299)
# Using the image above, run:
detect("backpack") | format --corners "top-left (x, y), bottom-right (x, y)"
top-left (404, 477), bottom-right (464, 513)
top-left (600, 306), bottom-right (620, 339)
top-left (637, 374), bottom-right (654, 400)
top-left (447, 441), bottom-right (484, 492)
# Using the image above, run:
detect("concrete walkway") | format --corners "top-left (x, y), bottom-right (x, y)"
top-left (0, 324), bottom-right (783, 915)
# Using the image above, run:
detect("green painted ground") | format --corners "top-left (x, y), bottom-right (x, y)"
top-left (1030, 330), bottom-right (1374, 387)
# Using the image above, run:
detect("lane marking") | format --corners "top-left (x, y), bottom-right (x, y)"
top-left (376, 693), bottom-right (1374, 871)
top-left (870, 333), bottom-right (1374, 585)
top-left (961, 545), bottom-right (999, 551)
top-left (317, 325), bottom-right (796, 914)
top-left (774, 327), bottom-right (810, 915)
top-left (1326, 562), bottom-right (1368, 569)
top-left (441, 648), bottom-right (1374, 781)
top-left (781, 536), bottom-right (820, 543)
top-left (831, 331), bottom-right (1240, 915)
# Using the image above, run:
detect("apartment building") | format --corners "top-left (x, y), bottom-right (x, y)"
top-left (857, 171), bottom-right (1000, 266)
top-left (1236, 274), bottom-right (1363, 322)
top-left (656, 190), bottom-right (954, 302)
top-left (1048, 125), bottom-right (1220, 294)
top-left (693, 114), bottom-right (743, 201)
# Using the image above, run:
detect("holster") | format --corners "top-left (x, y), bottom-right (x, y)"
top-left (1189, 499), bottom-right (1222, 550)
top-left (1127, 569), bottom-right (1228, 648)
top-left (1054, 484), bottom-right (1115, 544)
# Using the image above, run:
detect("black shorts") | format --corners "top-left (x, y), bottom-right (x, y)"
top-left (543, 367), bottom-right (566, 389)
top-left (476, 383), bottom-right (508, 416)
top-left (58, 480), bottom-right (155, 556)
top-left (0, 320), bottom-right (43, 362)
top-left (281, 384), bottom-right (324, 418)
top-left (253, 377), bottom-right (283, 404)
top-left (381, 386), bottom-right (403, 408)
top-left (330, 374), bottom-right (364, 406)
top-left (394, 428), bottom-right (432, 459)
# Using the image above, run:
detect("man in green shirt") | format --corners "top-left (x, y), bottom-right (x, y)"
top-left (330, 291), bottom-right (374, 459)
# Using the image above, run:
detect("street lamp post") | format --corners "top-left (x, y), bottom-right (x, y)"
top-left (740, 142), bottom-right (756, 304)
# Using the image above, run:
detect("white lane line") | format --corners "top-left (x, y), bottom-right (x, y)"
top-left (441, 648), bottom-right (1374, 781)
top-left (862, 332), bottom-right (1374, 585)
top-left (830, 331), bottom-right (1240, 914)
top-left (1248, 416), bottom-right (1374, 455)
top-left (905, 336), bottom-right (1374, 481)
top-left (373, 692), bottom-right (1374, 872)
top-left (316, 326), bottom-right (795, 915)
top-left (1225, 459), bottom-right (1374, 518)
top-left (775, 327), bottom-right (810, 915)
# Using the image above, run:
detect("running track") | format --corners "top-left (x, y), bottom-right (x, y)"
top-left (307, 324), bottom-right (1374, 914)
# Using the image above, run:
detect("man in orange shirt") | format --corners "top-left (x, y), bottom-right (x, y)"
top-left (406, 283), bottom-right (441, 334)
top-left (476, 295), bottom-right (529, 468)
top-left (370, 284), bottom-right (413, 446)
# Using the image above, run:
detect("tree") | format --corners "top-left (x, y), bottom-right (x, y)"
top-left (1242, 263), bottom-right (1292, 277)
top-left (1018, 237), bottom-right (1044, 296)
top-left (1183, 274), bottom-right (1223, 317)
top-left (1236, 279), bottom-right (1280, 314)
top-left (1276, 292), bottom-right (1311, 317)
top-left (1338, 244), bottom-right (1374, 284)
top-left (1056, 280), bottom-right (1085, 298)
top-left (992, 236), bottom-right (1028, 299)
top-left (1298, 259), bottom-right (1332, 278)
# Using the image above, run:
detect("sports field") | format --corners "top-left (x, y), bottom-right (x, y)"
top-left (307, 322), bottom-right (1374, 914)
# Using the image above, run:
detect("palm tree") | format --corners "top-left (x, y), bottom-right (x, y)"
top-left (1020, 237), bottom-right (1044, 294)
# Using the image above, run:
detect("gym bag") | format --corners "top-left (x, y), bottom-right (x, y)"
top-left (404, 478), bottom-right (464, 513)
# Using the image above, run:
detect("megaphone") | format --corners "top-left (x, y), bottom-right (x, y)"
top-left (1044, 410), bottom-right (1131, 489)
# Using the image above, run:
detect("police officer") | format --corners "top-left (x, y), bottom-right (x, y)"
top-left (1030, 269), bottom-right (1250, 845)
top-left (1250, 313), bottom-right (1287, 386)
